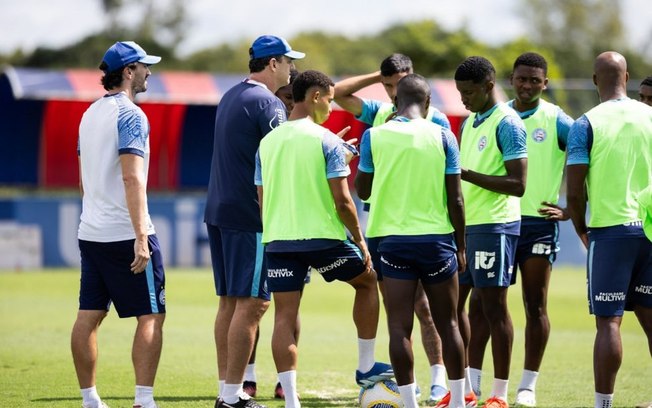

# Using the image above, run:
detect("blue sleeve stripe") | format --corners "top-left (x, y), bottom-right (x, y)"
top-left (118, 148), bottom-right (145, 157)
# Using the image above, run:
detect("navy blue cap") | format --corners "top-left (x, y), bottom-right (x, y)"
top-left (102, 41), bottom-right (161, 72)
top-left (249, 35), bottom-right (305, 60)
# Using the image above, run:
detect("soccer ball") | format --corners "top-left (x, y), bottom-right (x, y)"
top-left (358, 379), bottom-right (404, 408)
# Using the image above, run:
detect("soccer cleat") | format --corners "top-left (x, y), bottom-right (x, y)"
top-left (216, 396), bottom-right (266, 408)
top-left (242, 381), bottom-right (257, 398)
top-left (355, 362), bottom-right (394, 387)
top-left (428, 385), bottom-right (449, 404)
top-left (514, 389), bottom-right (536, 407)
top-left (433, 390), bottom-right (478, 408)
top-left (274, 382), bottom-right (284, 399)
top-left (484, 396), bottom-right (509, 408)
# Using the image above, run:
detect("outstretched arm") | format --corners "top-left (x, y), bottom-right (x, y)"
top-left (334, 71), bottom-right (381, 117)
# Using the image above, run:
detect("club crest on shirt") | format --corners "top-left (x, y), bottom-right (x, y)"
top-left (478, 135), bottom-right (488, 151)
top-left (159, 289), bottom-right (166, 305)
top-left (532, 128), bottom-right (547, 143)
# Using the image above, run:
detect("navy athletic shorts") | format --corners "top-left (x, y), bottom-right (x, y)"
top-left (266, 240), bottom-right (366, 292)
top-left (79, 235), bottom-right (166, 318)
top-left (377, 234), bottom-right (458, 285)
top-left (587, 234), bottom-right (652, 316)
top-left (207, 224), bottom-right (269, 301)
top-left (462, 232), bottom-right (518, 288)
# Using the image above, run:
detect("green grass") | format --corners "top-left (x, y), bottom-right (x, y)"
top-left (0, 267), bottom-right (649, 407)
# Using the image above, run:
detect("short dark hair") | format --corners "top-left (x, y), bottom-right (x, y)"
top-left (248, 54), bottom-right (284, 73)
top-left (289, 68), bottom-right (300, 84)
top-left (454, 56), bottom-right (495, 83)
top-left (641, 76), bottom-right (652, 87)
top-left (513, 52), bottom-right (548, 75)
top-left (292, 70), bottom-right (334, 103)
top-left (380, 53), bottom-right (413, 77)
top-left (396, 73), bottom-right (430, 106)
top-left (99, 61), bottom-right (134, 91)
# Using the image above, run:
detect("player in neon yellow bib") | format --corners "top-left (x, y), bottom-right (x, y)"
top-left (256, 70), bottom-right (393, 407)
top-left (567, 51), bottom-right (652, 408)
top-left (464, 53), bottom-right (574, 408)
top-left (335, 53), bottom-right (450, 404)
top-left (355, 73), bottom-right (467, 408)
top-left (454, 56), bottom-right (528, 408)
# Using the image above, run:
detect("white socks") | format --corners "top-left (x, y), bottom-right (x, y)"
top-left (134, 385), bottom-right (154, 407)
top-left (595, 392), bottom-right (613, 408)
top-left (464, 367), bottom-right (474, 395)
top-left (491, 378), bottom-right (509, 401)
top-left (431, 364), bottom-right (448, 388)
top-left (469, 367), bottom-right (482, 396)
top-left (81, 386), bottom-right (102, 407)
top-left (358, 338), bottom-right (376, 373)
top-left (518, 369), bottom-right (539, 391)
top-left (218, 380), bottom-right (225, 398)
top-left (222, 383), bottom-right (242, 404)
top-left (244, 363), bottom-right (257, 382)
top-left (449, 378), bottom-right (466, 408)
top-left (398, 383), bottom-right (419, 408)
top-left (279, 370), bottom-right (300, 408)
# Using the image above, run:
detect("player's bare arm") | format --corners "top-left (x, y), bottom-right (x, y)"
top-left (354, 170), bottom-right (373, 202)
top-left (334, 71), bottom-right (382, 117)
top-left (566, 164), bottom-right (590, 248)
top-left (120, 153), bottom-right (150, 273)
top-left (445, 173), bottom-right (466, 273)
top-left (461, 157), bottom-right (527, 197)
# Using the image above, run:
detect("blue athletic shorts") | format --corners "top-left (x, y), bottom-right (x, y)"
top-left (266, 240), bottom-right (366, 292)
top-left (463, 232), bottom-right (518, 288)
top-left (588, 235), bottom-right (652, 316)
top-left (511, 220), bottom-right (560, 284)
top-left (206, 225), bottom-right (269, 300)
top-left (79, 235), bottom-right (166, 318)
top-left (377, 235), bottom-right (458, 284)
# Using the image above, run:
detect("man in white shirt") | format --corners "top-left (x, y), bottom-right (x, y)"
top-left (72, 41), bottom-right (165, 408)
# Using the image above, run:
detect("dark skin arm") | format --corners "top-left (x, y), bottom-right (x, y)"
top-left (354, 170), bottom-right (373, 201)
top-left (445, 174), bottom-right (466, 273)
top-left (329, 177), bottom-right (371, 271)
top-left (566, 164), bottom-right (590, 248)
top-left (461, 157), bottom-right (527, 197)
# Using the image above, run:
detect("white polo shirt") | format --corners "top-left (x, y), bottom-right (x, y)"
top-left (77, 92), bottom-right (155, 242)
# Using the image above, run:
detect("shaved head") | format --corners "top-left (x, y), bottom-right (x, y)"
top-left (593, 51), bottom-right (629, 101)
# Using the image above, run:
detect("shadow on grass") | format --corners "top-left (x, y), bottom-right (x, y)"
top-left (32, 395), bottom-right (218, 403)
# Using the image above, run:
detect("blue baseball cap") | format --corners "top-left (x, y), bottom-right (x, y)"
top-left (101, 41), bottom-right (162, 72)
top-left (249, 35), bottom-right (305, 60)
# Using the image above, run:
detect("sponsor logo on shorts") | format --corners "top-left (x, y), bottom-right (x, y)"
top-left (635, 285), bottom-right (652, 295)
top-left (159, 289), bottom-right (166, 305)
top-left (594, 291), bottom-right (626, 302)
top-left (315, 258), bottom-right (348, 274)
top-left (531, 128), bottom-right (547, 143)
top-left (623, 220), bottom-right (643, 227)
top-left (474, 251), bottom-right (495, 270)
top-left (532, 243), bottom-right (552, 255)
top-left (478, 135), bottom-right (488, 151)
top-left (268, 268), bottom-right (294, 278)
top-left (429, 257), bottom-right (453, 277)
top-left (381, 256), bottom-right (408, 270)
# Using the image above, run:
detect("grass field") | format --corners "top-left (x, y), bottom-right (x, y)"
top-left (0, 267), bottom-right (649, 408)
